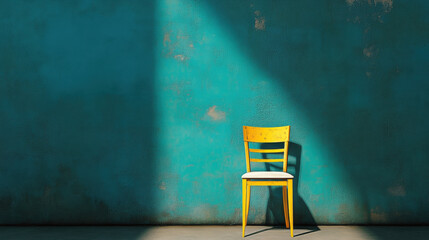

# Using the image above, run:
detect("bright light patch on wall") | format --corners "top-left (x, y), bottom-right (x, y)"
top-left (152, 0), bottom-right (361, 223)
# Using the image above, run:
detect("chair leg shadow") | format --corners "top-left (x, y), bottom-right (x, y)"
top-left (245, 226), bottom-right (320, 238)
top-left (293, 226), bottom-right (320, 237)
top-left (245, 226), bottom-right (277, 238)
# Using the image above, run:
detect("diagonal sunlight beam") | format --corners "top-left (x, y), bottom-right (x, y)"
top-left (152, 0), bottom-right (359, 225)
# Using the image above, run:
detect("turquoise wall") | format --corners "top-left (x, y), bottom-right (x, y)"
top-left (1, 0), bottom-right (428, 225)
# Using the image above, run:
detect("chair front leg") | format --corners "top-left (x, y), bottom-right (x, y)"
top-left (246, 184), bottom-right (250, 223)
top-left (242, 179), bottom-right (247, 237)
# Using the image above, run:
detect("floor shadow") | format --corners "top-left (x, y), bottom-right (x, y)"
top-left (0, 226), bottom-right (148, 240)
top-left (245, 225), bottom-right (319, 238)
top-left (293, 226), bottom-right (320, 237)
top-left (244, 226), bottom-right (282, 238)
top-left (358, 226), bottom-right (429, 240)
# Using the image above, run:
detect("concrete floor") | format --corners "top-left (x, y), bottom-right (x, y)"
top-left (0, 225), bottom-right (428, 240)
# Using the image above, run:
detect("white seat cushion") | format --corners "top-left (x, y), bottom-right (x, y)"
top-left (241, 171), bottom-right (294, 179)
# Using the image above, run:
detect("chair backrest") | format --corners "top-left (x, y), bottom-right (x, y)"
top-left (243, 126), bottom-right (290, 172)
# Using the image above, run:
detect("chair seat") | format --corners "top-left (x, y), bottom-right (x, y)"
top-left (241, 171), bottom-right (294, 179)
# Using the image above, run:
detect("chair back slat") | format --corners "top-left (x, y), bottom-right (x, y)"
top-left (249, 148), bottom-right (284, 153)
top-left (243, 126), bottom-right (291, 173)
top-left (250, 158), bottom-right (283, 163)
top-left (243, 126), bottom-right (290, 143)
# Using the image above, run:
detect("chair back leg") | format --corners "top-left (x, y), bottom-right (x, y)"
top-left (288, 179), bottom-right (294, 237)
top-left (282, 186), bottom-right (290, 228)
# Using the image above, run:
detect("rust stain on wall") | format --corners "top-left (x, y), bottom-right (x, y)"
top-left (254, 11), bottom-right (265, 31)
top-left (159, 182), bottom-right (166, 190)
top-left (370, 207), bottom-right (387, 222)
top-left (363, 45), bottom-right (378, 58)
top-left (163, 32), bottom-right (171, 47)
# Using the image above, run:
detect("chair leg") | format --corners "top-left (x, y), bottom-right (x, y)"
top-left (287, 179), bottom-right (294, 237)
top-left (282, 186), bottom-right (290, 228)
top-left (242, 179), bottom-right (247, 237)
top-left (246, 184), bottom-right (250, 223)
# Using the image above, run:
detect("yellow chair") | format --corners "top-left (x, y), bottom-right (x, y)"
top-left (241, 126), bottom-right (294, 237)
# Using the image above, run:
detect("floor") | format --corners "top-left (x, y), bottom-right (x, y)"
top-left (0, 225), bottom-right (428, 240)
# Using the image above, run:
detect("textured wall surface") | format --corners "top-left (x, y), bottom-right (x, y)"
top-left (0, 0), bottom-right (428, 225)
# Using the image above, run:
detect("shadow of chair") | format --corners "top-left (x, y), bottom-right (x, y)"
top-left (262, 142), bottom-right (319, 235)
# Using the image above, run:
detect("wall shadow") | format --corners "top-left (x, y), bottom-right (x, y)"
top-left (0, 0), bottom-right (156, 227)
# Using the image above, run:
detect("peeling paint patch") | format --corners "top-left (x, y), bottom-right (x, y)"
top-left (370, 207), bottom-right (387, 222)
top-left (374, 0), bottom-right (393, 12)
top-left (207, 106), bottom-right (225, 121)
top-left (388, 185), bottom-right (406, 196)
top-left (346, 0), bottom-right (393, 13)
top-left (176, 34), bottom-right (189, 40)
top-left (254, 11), bottom-right (265, 31)
top-left (363, 45), bottom-right (378, 58)
top-left (346, 0), bottom-right (356, 6)
top-left (163, 32), bottom-right (171, 47)
top-left (160, 182), bottom-right (166, 190)
top-left (165, 81), bottom-right (190, 95)
top-left (174, 54), bottom-right (189, 62)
